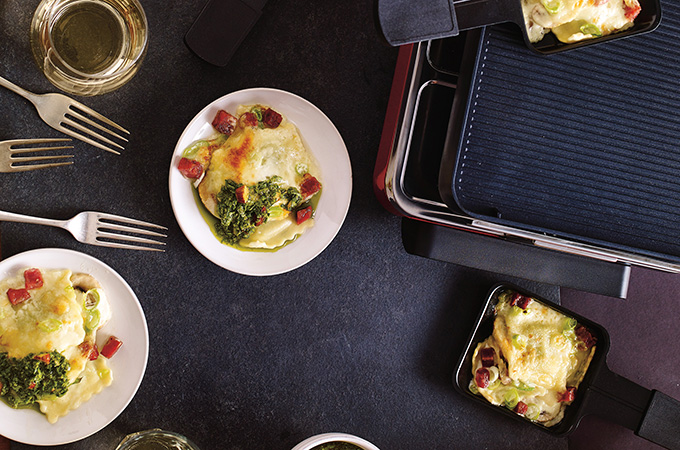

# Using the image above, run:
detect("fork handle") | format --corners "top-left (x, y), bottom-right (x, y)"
top-left (0, 210), bottom-right (66, 230)
top-left (0, 75), bottom-right (40, 103)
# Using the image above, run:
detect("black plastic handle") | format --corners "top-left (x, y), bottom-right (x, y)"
top-left (376, 0), bottom-right (523, 46)
top-left (377, 0), bottom-right (460, 46)
top-left (185, 0), bottom-right (267, 66)
top-left (401, 218), bottom-right (631, 298)
top-left (588, 364), bottom-right (680, 449)
top-left (588, 364), bottom-right (652, 430)
top-left (637, 391), bottom-right (680, 450)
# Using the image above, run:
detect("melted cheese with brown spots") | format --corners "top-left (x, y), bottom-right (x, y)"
top-left (0, 269), bottom-right (113, 423)
top-left (196, 105), bottom-right (321, 249)
top-left (522, 0), bottom-right (640, 43)
top-left (471, 292), bottom-right (595, 427)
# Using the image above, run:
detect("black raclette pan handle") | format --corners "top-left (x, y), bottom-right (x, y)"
top-left (588, 364), bottom-right (680, 449)
top-left (376, 0), bottom-right (524, 46)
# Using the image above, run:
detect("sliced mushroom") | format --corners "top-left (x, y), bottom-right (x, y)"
top-left (70, 273), bottom-right (101, 292)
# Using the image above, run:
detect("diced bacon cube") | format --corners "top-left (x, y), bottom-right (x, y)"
top-left (475, 368), bottom-right (490, 388)
top-left (480, 347), bottom-right (496, 367)
top-left (178, 157), bottom-right (204, 179)
top-left (211, 110), bottom-right (237, 135)
top-left (24, 268), bottom-right (43, 289)
top-left (296, 206), bottom-right (313, 224)
top-left (262, 108), bottom-right (282, 128)
top-left (7, 288), bottom-right (30, 305)
top-left (300, 173), bottom-right (321, 200)
top-left (514, 401), bottom-right (528, 415)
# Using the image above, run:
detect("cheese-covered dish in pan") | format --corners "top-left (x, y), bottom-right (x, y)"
top-left (178, 104), bottom-right (322, 250)
top-left (0, 268), bottom-right (122, 423)
top-left (522, 0), bottom-right (642, 43)
top-left (469, 289), bottom-right (597, 426)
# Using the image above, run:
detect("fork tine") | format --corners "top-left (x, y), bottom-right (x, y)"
top-left (11, 145), bottom-right (73, 154)
top-left (93, 212), bottom-right (167, 250)
top-left (57, 122), bottom-right (122, 155)
top-left (66, 108), bottom-right (129, 142)
top-left (96, 212), bottom-right (168, 230)
top-left (96, 230), bottom-right (167, 247)
top-left (68, 102), bottom-right (130, 135)
top-left (8, 161), bottom-right (74, 172)
top-left (6, 138), bottom-right (74, 171)
top-left (6, 138), bottom-right (72, 148)
top-left (61, 116), bottom-right (125, 150)
top-left (97, 221), bottom-right (167, 238)
top-left (93, 238), bottom-right (166, 252)
top-left (12, 154), bottom-right (73, 163)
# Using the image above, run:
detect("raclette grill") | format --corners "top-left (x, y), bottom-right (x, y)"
top-left (374, 0), bottom-right (680, 298)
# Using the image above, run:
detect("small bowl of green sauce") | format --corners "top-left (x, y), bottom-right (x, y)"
top-left (291, 433), bottom-right (380, 450)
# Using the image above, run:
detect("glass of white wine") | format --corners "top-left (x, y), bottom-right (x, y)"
top-left (115, 429), bottom-right (201, 450)
top-left (30, 0), bottom-right (148, 96)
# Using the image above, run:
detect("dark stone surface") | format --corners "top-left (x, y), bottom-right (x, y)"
top-left (0, 1), bottom-right (676, 450)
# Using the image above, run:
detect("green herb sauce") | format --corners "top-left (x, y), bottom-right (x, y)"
top-left (190, 187), bottom-right (302, 252)
top-left (215, 176), bottom-right (303, 244)
top-left (0, 351), bottom-right (71, 408)
top-left (310, 442), bottom-right (363, 450)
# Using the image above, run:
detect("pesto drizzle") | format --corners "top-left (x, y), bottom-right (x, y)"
top-left (0, 351), bottom-right (71, 408)
top-left (310, 443), bottom-right (363, 450)
top-left (215, 176), bottom-right (302, 244)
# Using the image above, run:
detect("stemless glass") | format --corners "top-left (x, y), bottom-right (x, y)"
top-left (115, 429), bottom-right (201, 450)
top-left (30, 0), bottom-right (148, 96)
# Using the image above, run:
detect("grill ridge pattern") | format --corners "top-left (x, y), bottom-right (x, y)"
top-left (454, 2), bottom-right (680, 261)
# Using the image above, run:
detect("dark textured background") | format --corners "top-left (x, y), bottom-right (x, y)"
top-left (0, 1), bottom-right (678, 449)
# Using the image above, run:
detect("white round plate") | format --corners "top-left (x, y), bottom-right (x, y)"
top-left (169, 88), bottom-right (352, 276)
top-left (291, 432), bottom-right (381, 450)
top-left (0, 248), bottom-right (149, 446)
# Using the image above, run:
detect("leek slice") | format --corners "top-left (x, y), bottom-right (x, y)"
top-left (83, 288), bottom-right (101, 310)
top-left (580, 23), bottom-right (602, 37)
top-left (526, 403), bottom-right (541, 420)
top-left (182, 140), bottom-right (209, 158)
top-left (84, 309), bottom-right (101, 333)
top-left (540, 0), bottom-right (563, 14)
top-left (503, 388), bottom-right (521, 409)
top-left (38, 319), bottom-right (62, 333)
top-left (512, 334), bottom-right (528, 349)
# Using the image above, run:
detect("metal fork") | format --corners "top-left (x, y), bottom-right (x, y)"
top-left (0, 210), bottom-right (167, 251)
top-left (0, 75), bottom-right (129, 155)
top-left (0, 138), bottom-right (73, 172)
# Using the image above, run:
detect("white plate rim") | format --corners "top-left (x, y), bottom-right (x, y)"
top-left (168, 87), bottom-right (352, 276)
top-left (0, 248), bottom-right (149, 446)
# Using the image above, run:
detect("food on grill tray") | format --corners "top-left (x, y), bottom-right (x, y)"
top-left (178, 104), bottom-right (322, 250)
top-left (469, 289), bottom-right (597, 426)
top-left (0, 268), bottom-right (121, 423)
top-left (522, 0), bottom-right (642, 43)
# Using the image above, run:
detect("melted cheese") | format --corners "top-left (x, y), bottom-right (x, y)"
top-left (0, 268), bottom-right (113, 422)
top-left (38, 357), bottom-right (112, 424)
top-left (0, 269), bottom-right (84, 358)
top-left (199, 114), bottom-right (317, 215)
top-left (522, 0), bottom-right (639, 43)
top-left (471, 293), bottom-right (595, 426)
top-left (240, 217), bottom-right (315, 249)
top-left (494, 301), bottom-right (576, 391)
top-left (197, 104), bottom-right (321, 249)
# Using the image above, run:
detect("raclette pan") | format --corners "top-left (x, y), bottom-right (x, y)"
top-left (376, 0), bottom-right (661, 54)
top-left (454, 283), bottom-right (680, 449)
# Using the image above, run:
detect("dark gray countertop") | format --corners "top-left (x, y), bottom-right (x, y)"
top-left (0, 1), bottom-right (678, 449)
